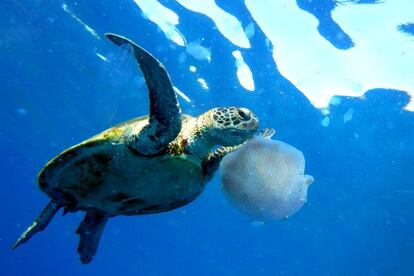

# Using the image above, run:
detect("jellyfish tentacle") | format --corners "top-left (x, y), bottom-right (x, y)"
top-left (259, 128), bottom-right (276, 139)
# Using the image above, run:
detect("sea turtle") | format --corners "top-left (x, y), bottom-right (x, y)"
top-left (13, 33), bottom-right (271, 264)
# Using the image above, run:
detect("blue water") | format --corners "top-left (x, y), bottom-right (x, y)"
top-left (1, 1), bottom-right (413, 275)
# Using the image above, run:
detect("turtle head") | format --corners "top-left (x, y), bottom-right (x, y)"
top-left (208, 107), bottom-right (258, 146)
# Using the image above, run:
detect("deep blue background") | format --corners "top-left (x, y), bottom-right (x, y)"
top-left (1, 0), bottom-right (413, 275)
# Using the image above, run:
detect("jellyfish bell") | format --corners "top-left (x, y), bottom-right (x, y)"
top-left (220, 136), bottom-right (314, 221)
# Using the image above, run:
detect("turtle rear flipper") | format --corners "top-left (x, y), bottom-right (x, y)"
top-left (13, 200), bottom-right (61, 249)
top-left (76, 212), bottom-right (108, 264)
top-left (105, 33), bottom-right (182, 156)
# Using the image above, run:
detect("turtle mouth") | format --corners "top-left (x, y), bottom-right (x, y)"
top-left (243, 119), bottom-right (259, 130)
top-left (238, 114), bottom-right (259, 131)
top-left (229, 125), bottom-right (257, 137)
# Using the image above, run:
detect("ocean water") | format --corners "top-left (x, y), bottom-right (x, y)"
top-left (1, 0), bottom-right (413, 275)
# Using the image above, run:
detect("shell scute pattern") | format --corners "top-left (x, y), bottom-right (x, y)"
top-left (13, 33), bottom-right (261, 264)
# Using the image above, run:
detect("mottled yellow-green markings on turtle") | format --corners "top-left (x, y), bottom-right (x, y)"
top-left (167, 133), bottom-right (188, 155)
top-left (100, 127), bottom-right (124, 140)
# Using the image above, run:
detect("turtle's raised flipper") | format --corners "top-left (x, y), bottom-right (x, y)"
top-left (105, 33), bottom-right (181, 155)
top-left (13, 200), bottom-right (60, 249)
top-left (76, 212), bottom-right (108, 264)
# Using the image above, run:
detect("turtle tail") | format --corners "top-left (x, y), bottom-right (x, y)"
top-left (12, 200), bottom-right (61, 249)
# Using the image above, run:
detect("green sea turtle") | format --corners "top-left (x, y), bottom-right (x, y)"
top-left (13, 33), bottom-right (271, 264)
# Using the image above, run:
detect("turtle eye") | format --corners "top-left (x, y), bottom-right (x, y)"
top-left (238, 109), bottom-right (251, 121)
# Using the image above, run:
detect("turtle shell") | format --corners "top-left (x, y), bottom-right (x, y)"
top-left (38, 115), bottom-right (206, 216)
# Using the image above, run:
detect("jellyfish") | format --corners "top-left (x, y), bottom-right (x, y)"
top-left (220, 136), bottom-right (314, 221)
top-left (186, 41), bottom-right (211, 62)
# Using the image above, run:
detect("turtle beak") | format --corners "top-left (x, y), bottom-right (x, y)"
top-left (243, 114), bottom-right (259, 131)
top-left (250, 117), bottom-right (259, 130)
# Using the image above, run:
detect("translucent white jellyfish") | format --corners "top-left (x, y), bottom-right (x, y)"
top-left (186, 41), bottom-right (211, 62)
top-left (197, 78), bottom-right (209, 90)
top-left (244, 22), bottom-right (255, 39)
top-left (343, 108), bottom-right (354, 123)
top-left (220, 137), bottom-right (314, 221)
top-left (321, 116), bottom-right (330, 127)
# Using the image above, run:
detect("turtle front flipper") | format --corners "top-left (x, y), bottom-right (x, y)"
top-left (13, 200), bottom-right (61, 249)
top-left (76, 212), bottom-right (108, 264)
top-left (105, 33), bottom-right (182, 155)
top-left (202, 128), bottom-right (276, 180)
